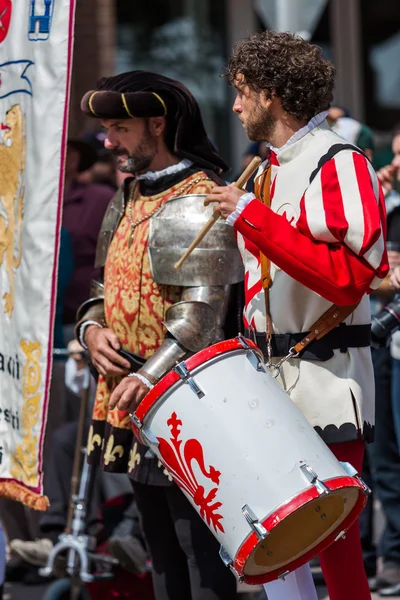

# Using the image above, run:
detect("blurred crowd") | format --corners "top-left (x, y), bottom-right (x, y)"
top-left (0, 107), bottom-right (400, 599)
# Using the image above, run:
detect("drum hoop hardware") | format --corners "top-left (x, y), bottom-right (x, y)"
top-left (300, 463), bottom-right (330, 496)
top-left (129, 413), bottom-right (143, 429)
top-left (237, 335), bottom-right (266, 372)
top-left (219, 546), bottom-right (244, 582)
top-left (173, 362), bottom-right (205, 399)
top-left (340, 462), bottom-right (371, 496)
top-left (140, 427), bottom-right (159, 448)
top-left (334, 530), bottom-right (347, 542)
top-left (242, 504), bottom-right (269, 541)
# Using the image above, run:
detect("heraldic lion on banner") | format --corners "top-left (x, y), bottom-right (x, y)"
top-left (0, 104), bottom-right (26, 318)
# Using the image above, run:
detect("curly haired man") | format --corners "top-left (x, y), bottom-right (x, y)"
top-left (207, 31), bottom-right (389, 600)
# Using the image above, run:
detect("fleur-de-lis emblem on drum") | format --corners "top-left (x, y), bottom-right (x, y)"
top-left (157, 412), bottom-right (225, 533)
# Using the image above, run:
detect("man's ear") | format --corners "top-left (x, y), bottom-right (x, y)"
top-left (259, 90), bottom-right (274, 110)
top-left (149, 116), bottom-right (166, 138)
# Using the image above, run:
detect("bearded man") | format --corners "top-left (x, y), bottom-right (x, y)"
top-left (207, 30), bottom-right (389, 600)
top-left (76, 71), bottom-right (240, 600)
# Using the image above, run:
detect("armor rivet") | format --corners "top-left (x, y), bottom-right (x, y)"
top-left (321, 514), bottom-right (327, 520)
top-left (315, 506), bottom-right (321, 512)
top-left (314, 329), bottom-right (319, 334)
top-left (333, 313), bottom-right (338, 318)
top-left (305, 337), bottom-right (310, 342)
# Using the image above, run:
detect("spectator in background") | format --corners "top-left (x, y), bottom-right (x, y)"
top-left (327, 105), bottom-right (374, 161)
top-left (90, 153), bottom-right (118, 188)
top-left (62, 140), bottom-right (115, 341)
top-left (326, 104), bottom-right (351, 123)
top-left (361, 125), bottom-right (400, 596)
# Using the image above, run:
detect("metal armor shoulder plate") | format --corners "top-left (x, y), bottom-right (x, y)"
top-left (95, 187), bottom-right (125, 268)
top-left (148, 194), bottom-right (244, 286)
top-left (75, 280), bottom-right (104, 322)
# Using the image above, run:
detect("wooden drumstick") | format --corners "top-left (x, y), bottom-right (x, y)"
top-left (174, 156), bottom-right (262, 270)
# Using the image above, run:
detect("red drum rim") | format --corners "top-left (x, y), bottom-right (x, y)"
top-left (132, 337), bottom-right (260, 435)
top-left (235, 475), bottom-right (367, 585)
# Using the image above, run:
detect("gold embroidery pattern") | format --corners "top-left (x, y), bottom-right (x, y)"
top-left (87, 425), bottom-right (102, 456)
top-left (10, 340), bottom-right (41, 486)
top-left (90, 174), bottom-right (216, 478)
top-left (0, 104), bottom-right (26, 317)
top-left (128, 442), bottom-right (141, 473)
top-left (92, 173), bottom-right (216, 434)
top-left (103, 435), bottom-right (124, 466)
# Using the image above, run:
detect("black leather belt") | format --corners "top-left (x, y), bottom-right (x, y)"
top-left (245, 323), bottom-right (371, 362)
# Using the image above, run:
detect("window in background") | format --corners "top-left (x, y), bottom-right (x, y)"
top-left (363, 1), bottom-right (400, 129)
top-left (116, 0), bottom-right (231, 168)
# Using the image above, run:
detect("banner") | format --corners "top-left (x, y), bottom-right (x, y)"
top-left (0, 0), bottom-right (75, 509)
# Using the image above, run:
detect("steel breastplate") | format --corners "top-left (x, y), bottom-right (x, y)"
top-left (148, 194), bottom-right (244, 286)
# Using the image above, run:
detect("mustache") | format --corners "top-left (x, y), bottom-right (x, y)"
top-left (112, 147), bottom-right (129, 157)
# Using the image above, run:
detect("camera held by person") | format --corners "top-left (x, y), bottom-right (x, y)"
top-left (371, 295), bottom-right (400, 347)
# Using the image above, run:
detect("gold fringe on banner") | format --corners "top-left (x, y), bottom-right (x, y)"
top-left (0, 481), bottom-right (49, 511)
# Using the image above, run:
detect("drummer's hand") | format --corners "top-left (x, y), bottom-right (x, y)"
top-left (85, 326), bottom-right (130, 378)
top-left (109, 376), bottom-right (149, 412)
top-left (205, 185), bottom-right (246, 220)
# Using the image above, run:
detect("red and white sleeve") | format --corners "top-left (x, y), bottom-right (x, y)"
top-left (234, 151), bottom-right (389, 306)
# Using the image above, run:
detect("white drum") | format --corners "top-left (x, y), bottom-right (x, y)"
top-left (131, 337), bottom-right (368, 584)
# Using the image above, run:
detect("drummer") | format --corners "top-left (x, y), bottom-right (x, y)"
top-left (75, 72), bottom-right (239, 600)
top-left (207, 31), bottom-right (388, 600)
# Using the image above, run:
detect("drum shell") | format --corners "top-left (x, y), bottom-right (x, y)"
top-left (135, 342), bottom-right (360, 578)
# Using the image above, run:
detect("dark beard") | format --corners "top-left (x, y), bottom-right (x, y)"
top-left (116, 153), bottom-right (153, 174)
top-left (245, 105), bottom-right (276, 142)
top-left (113, 125), bottom-right (157, 174)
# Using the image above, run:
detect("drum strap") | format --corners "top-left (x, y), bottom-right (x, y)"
top-left (253, 158), bottom-right (360, 369)
top-left (254, 165), bottom-right (273, 362)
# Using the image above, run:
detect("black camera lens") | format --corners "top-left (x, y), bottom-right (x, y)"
top-left (371, 296), bottom-right (400, 342)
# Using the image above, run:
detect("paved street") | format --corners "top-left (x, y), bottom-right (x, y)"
top-left (3, 579), bottom-right (400, 599)
top-left (3, 498), bottom-right (398, 600)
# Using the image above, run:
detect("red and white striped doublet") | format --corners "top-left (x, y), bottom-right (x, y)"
top-left (234, 121), bottom-right (388, 444)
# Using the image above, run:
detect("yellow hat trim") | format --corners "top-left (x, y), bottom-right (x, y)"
top-left (152, 92), bottom-right (167, 116)
top-left (121, 93), bottom-right (135, 118)
top-left (88, 92), bottom-right (99, 116)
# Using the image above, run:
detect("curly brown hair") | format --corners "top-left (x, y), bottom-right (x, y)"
top-left (226, 30), bottom-right (335, 122)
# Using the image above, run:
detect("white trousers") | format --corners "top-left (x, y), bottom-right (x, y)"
top-left (263, 564), bottom-right (318, 600)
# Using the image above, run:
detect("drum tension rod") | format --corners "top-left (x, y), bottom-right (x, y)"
top-left (219, 546), bottom-right (244, 583)
top-left (242, 504), bottom-right (269, 540)
top-left (173, 362), bottom-right (205, 399)
top-left (129, 413), bottom-right (143, 429)
top-left (339, 462), bottom-right (371, 496)
top-left (237, 335), bottom-right (265, 372)
top-left (300, 463), bottom-right (330, 496)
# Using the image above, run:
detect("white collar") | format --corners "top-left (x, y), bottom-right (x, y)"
top-left (268, 111), bottom-right (328, 156)
top-left (135, 159), bottom-right (193, 181)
